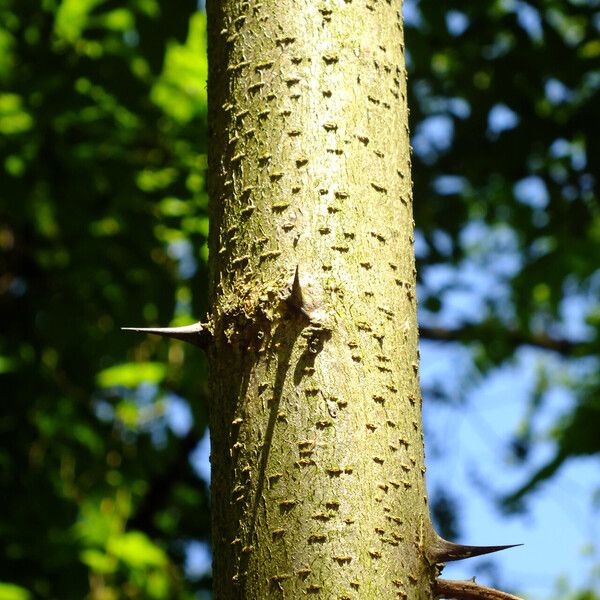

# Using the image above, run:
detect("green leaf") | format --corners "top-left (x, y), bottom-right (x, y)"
top-left (0, 355), bottom-right (18, 374)
top-left (579, 39), bottom-right (600, 59)
top-left (54, 0), bottom-right (106, 43)
top-left (151, 12), bottom-right (208, 123)
top-left (0, 583), bottom-right (31, 600)
top-left (0, 94), bottom-right (33, 135)
top-left (136, 168), bottom-right (178, 192)
top-left (107, 532), bottom-right (167, 569)
top-left (94, 8), bottom-right (134, 32)
top-left (96, 362), bottom-right (166, 388)
top-left (80, 549), bottom-right (117, 574)
top-left (158, 197), bottom-right (192, 217)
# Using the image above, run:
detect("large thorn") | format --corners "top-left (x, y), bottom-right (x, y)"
top-left (435, 579), bottom-right (522, 600)
top-left (122, 322), bottom-right (211, 348)
top-left (284, 266), bottom-right (310, 318)
top-left (428, 535), bottom-right (522, 563)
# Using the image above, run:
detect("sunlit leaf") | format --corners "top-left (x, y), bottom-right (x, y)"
top-left (0, 94), bottom-right (33, 135)
top-left (80, 549), bottom-right (117, 574)
top-left (0, 583), bottom-right (31, 600)
top-left (96, 362), bottom-right (167, 388)
top-left (94, 8), bottom-right (135, 32)
top-left (107, 531), bottom-right (167, 569)
top-left (151, 12), bottom-right (208, 122)
top-left (136, 168), bottom-right (178, 192)
top-left (54, 0), bottom-right (106, 42)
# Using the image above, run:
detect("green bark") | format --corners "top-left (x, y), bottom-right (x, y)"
top-left (206, 0), bottom-right (436, 597)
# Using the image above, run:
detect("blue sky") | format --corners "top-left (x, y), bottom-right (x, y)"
top-left (422, 340), bottom-right (599, 598)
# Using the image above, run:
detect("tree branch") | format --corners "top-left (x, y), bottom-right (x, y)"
top-left (435, 579), bottom-right (522, 600)
top-left (419, 324), bottom-right (584, 356)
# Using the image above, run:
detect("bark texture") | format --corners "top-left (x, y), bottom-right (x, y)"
top-left (206, 1), bottom-right (436, 598)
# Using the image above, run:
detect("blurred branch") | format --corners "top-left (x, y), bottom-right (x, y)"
top-left (435, 579), bottom-right (522, 600)
top-left (419, 324), bottom-right (585, 356)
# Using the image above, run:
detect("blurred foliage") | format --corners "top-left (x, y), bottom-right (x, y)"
top-left (405, 0), bottom-right (599, 509)
top-left (0, 0), bottom-right (598, 597)
top-left (551, 578), bottom-right (600, 600)
top-left (0, 0), bottom-right (210, 597)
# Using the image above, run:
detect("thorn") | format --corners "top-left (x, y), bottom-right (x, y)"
top-left (283, 266), bottom-right (330, 327)
top-left (428, 535), bottom-right (522, 563)
top-left (435, 579), bottom-right (523, 600)
top-left (122, 322), bottom-right (211, 348)
top-left (284, 265), bottom-right (311, 318)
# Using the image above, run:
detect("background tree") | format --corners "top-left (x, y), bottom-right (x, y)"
top-left (0, 0), bottom-right (598, 598)
top-left (0, 1), bottom-right (212, 597)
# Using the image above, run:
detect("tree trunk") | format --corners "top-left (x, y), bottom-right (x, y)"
top-left (205, 1), bottom-right (434, 598)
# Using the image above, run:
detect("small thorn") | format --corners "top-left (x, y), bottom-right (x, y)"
top-left (122, 322), bottom-right (211, 347)
top-left (283, 265), bottom-right (330, 327)
top-left (428, 535), bottom-right (522, 563)
top-left (284, 265), bottom-right (311, 318)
